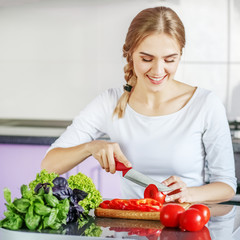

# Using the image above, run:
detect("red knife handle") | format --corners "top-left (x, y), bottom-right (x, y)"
top-left (114, 158), bottom-right (132, 177)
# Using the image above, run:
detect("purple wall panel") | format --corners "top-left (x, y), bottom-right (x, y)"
top-left (0, 144), bottom-right (121, 219)
top-left (0, 144), bottom-right (49, 218)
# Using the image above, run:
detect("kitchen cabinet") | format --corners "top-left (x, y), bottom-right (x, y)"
top-left (0, 144), bottom-right (121, 219)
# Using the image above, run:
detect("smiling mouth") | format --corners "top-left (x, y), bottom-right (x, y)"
top-left (147, 75), bottom-right (167, 85)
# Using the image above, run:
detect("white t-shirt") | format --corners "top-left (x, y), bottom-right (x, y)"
top-left (48, 87), bottom-right (237, 198)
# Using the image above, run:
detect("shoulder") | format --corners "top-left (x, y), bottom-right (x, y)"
top-left (97, 87), bottom-right (123, 105)
top-left (196, 88), bottom-right (224, 108)
top-left (102, 87), bottom-right (123, 100)
top-left (193, 88), bottom-right (227, 122)
top-left (86, 87), bottom-right (123, 112)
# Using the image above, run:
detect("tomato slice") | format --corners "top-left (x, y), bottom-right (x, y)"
top-left (154, 191), bottom-right (166, 204)
top-left (129, 198), bottom-right (162, 212)
top-left (115, 199), bottom-right (133, 210)
top-left (99, 200), bottom-right (110, 209)
top-left (144, 184), bottom-right (158, 199)
top-left (109, 199), bottom-right (121, 209)
top-left (108, 199), bottom-right (134, 210)
top-left (144, 184), bottom-right (166, 204)
top-left (103, 198), bottom-right (162, 212)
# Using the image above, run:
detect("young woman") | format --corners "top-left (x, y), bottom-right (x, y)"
top-left (42, 6), bottom-right (236, 204)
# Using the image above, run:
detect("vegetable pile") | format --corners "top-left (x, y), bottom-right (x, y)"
top-left (160, 203), bottom-right (210, 232)
top-left (0, 183), bottom-right (70, 231)
top-left (0, 170), bottom-right (102, 231)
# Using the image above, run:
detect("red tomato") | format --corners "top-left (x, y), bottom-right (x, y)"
top-left (190, 204), bottom-right (210, 225)
top-left (154, 191), bottom-right (166, 204)
top-left (160, 204), bottom-right (185, 227)
top-left (99, 200), bottom-right (110, 209)
top-left (179, 208), bottom-right (205, 232)
top-left (144, 184), bottom-right (158, 198)
top-left (144, 184), bottom-right (166, 204)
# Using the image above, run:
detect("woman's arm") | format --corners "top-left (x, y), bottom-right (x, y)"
top-left (41, 142), bottom-right (91, 175)
top-left (41, 140), bottom-right (131, 175)
top-left (187, 182), bottom-right (235, 204)
top-left (162, 176), bottom-right (235, 204)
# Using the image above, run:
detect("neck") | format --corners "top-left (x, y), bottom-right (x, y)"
top-left (131, 80), bottom-right (178, 107)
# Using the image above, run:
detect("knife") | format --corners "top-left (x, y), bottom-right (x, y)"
top-left (115, 159), bottom-right (172, 192)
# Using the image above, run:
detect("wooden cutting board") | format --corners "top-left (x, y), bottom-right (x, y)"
top-left (95, 202), bottom-right (191, 221)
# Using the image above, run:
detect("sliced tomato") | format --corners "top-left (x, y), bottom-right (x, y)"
top-left (144, 184), bottom-right (166, 204)
top-left (109, 199), bottom-right (122, 209)
top-left (144, 184), bottom-right (158, 199)
top-left (105, 198), bottom-right (162, 212)
top-left (99, 200), bottom-right (110, 209)
top-left (154, 191), bottom-right (166, 204)
top-left (129, 198), bottom-right (161, 212)
top-left (107, 199), bottom-right (134, 210)
top-left (114, 199), bottom-right (134, 210)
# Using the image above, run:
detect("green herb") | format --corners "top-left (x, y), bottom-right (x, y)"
top-left (21, 185), bottom-right (32, 199)
top-left (13, 198), bottom-right (30, 213)
top-left (3, 188), bottom-right (11, 205)
top-left (0, 184), bottom-right (70, 231)
top-left (25, 205), bottom-right (41, 230)
top-left (68, 173), bottom-right (102, 213)
top-left (0, 211), bottom-right (23, 230)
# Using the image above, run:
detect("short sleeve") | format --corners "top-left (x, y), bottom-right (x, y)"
top-left (202, 93), bottom-right (237, 192)
top-left (47, 88), bottom-right (120, 152)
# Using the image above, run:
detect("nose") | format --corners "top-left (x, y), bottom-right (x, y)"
top-left (151, 60), bottom-right (165, 76)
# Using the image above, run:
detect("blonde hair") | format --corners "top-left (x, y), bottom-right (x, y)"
top-left (113, 6), bottom-right (185, 118)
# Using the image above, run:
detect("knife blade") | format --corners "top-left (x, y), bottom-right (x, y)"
top-left (115, 160), bottom-right (172, 192)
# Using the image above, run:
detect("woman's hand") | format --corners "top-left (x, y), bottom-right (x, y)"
top-left (88, 140), bottom-right (131, 174)
top-left (162, 176), bottom-right (193, 203)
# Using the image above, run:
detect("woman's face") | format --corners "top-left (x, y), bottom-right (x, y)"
top-left (132, 33), bottom-right (181, 92)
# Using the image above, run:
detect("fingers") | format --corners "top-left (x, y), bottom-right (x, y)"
top-left (165, 188), bottom-right (187, 203)
top-left (162, 176), bottom-right (188, 203)
top-left (114, 144), bottom-right (132, 168)
top-left (162, 176), bottom-right (184, 189)
top-left (92, 141), bottom-right (130, 174)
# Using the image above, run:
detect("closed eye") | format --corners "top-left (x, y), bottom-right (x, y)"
top-left (142, 58), bottom-right (153, 62)
top-left (165, 59), bottom-right (175, 63)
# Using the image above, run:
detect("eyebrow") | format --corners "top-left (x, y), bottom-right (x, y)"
top-left (139, 52), bottom-right (179, 58)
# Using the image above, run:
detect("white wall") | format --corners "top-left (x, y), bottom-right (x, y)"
top-left (0, 0), bottom-right (239, 120)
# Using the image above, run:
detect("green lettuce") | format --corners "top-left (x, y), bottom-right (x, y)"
top-left (68, 173), bottom-right (102, 213)
top-left (29, 170), bottom-right (58, 193)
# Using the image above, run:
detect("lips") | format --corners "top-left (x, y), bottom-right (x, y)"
top-left (147, 74), bottom-right (167, 85)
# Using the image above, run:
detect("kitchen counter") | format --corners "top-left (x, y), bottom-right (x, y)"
top-left (0, 119), bottom-right (71, 145)
top-left (0, 204), bottom-right (240, 240)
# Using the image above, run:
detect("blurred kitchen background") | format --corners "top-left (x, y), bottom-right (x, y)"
top-left (0, 0), bottom-right (240, 217)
